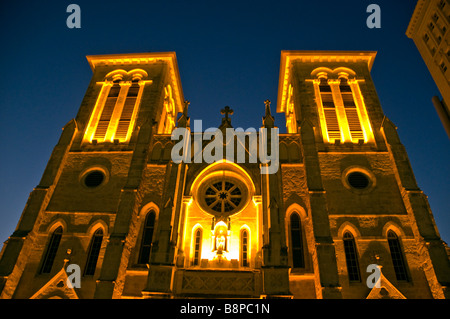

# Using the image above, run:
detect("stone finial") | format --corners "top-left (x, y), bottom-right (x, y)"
top-left (262, 99), bottom-right (275, 128)
top-left (177, 100), bottom-right (190, 128)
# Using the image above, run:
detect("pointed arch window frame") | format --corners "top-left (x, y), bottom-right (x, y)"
top-left (387, 230), bottom-right (409, 282)
top-left (240, 228), bottom-right (250, 268)
top-left (39, 226), bottom-right (63, 274)
top-left (289, 212), bottom-right (306, 269)
top-left (138, 210), bottom-right (156, 265)
top-left (343, 231), bottom-right (361, 283)
top-left (83, 228), bottom-right (104, 276)
top-left (192, 227), bottom-right (203, 267)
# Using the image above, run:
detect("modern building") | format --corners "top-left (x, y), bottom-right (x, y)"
top-left (407, 0), bottom-right (450, 138)
top-left (0, 51), bottom-right (449, 299)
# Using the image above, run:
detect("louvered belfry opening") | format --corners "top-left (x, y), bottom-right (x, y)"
top-left (340, 78), bottom-right (363, 141)
top-left (320, 78), bottom-right (340, 140)
top-left (94, 81), bottom-right (120, 140)
top-left (115, 80), bottom-right (140, 140)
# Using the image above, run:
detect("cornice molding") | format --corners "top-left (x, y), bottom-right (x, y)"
top-left (86, 52), bottom-right (184, 115)
top-left (406, 0), bottom-right (428, 38)
top-left (276, 50), bottom-right (377, 114)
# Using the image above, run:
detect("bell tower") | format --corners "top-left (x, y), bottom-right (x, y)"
top-left (0, 52), bottom-right (185, 299)
top-left (276, 50), bottom-right (450, 299)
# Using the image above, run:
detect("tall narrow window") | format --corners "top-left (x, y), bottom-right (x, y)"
top-left (193, 228), bottom-right (202, 266)
top-left (241, 229), bottom-right (249, 267)
top-left (138, 211), bottom-right (156, 264)
top-left (343, 231), bottom-right (361, 282)
top-left (94, 81), bottom-right (120, 140)
top-left (115, 80), bottom-right (140, 140)
top-left (40, 226), bottom-right (63, 274)
top-left (84, 228), bottom-right (103, 276)
top-left (340, 78), bottom-right (364, 141)
top-left (290, 213), bottom-right (305, 268)
top-left (387, 231), bottom-right (409, 281)
top-left (319, 78), bottom-right (340, 140)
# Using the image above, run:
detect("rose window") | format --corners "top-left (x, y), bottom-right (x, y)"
top-left (204, 180), bottom-right (243, 214)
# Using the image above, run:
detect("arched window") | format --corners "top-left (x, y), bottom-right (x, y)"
top-left (40, 226), bottom-right (63, 274)
top-left (84, 228), bottom-right (103, 276)
top-left (192, 228), bottom-right (202, 266)
top-left (241, 229), bottom-right (249, 267)
top-left (138, 211), bottom-right (156, 264)
top-left (387, 230), bottom-right (409, 281)
top-left (290, 212), bottom-right (305, 268)
top-left (343, 231), bottom-right (361, 282)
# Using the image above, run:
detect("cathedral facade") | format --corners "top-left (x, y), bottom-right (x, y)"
top-left (0, 51), bottom-right (449, 299)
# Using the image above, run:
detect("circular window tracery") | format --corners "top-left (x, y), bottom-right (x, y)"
top-left (197, 175), bottom-right (249, 218)
top-left (204, 180), bottom-right (243, 214)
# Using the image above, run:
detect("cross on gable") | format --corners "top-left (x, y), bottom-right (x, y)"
top-left (220, 106), bottom-right (234, 120)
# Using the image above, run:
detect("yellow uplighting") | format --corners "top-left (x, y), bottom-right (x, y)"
top-left (309, 70), bottom-right (374, 144)
top-left (84, 53), bottom-right (185, 144)
top-left (181, 161), bottom-right (258, 269)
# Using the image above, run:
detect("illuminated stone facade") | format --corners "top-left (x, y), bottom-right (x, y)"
top-left (0, 51), bottom-right (449, 299)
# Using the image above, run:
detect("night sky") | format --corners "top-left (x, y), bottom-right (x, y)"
top-left (0, 0), bottom-right (448, 245)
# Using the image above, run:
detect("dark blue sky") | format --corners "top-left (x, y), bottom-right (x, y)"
top-left (0, 0), bottom-right (448, 245)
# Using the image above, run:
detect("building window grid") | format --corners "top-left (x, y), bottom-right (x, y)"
top-left (432, 12), bottom-right (440, 23)
top-left (427, 25), bottom-right (443, 47)
top-left (429, 21), bottom-right (435, 32)
top-left (445, 48), bottom-right (450, 65)
top-left (432, 7), bottom-right (449, 35)
top-left (422, 32), bottom-right (439, 56)
top-left (440, 60), bottom-right (448, 73)
top-left (436, 0), bottom-right (450, 24)
top-left (387, 231), bottom-right (409, 282)
top-left (343, 232), bottom-right (361, 282)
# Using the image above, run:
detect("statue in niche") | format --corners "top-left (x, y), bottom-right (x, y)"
top-left (213, 222), bottom-right (228, 256)
top-left (216, 229), bottom-right (226, 255)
